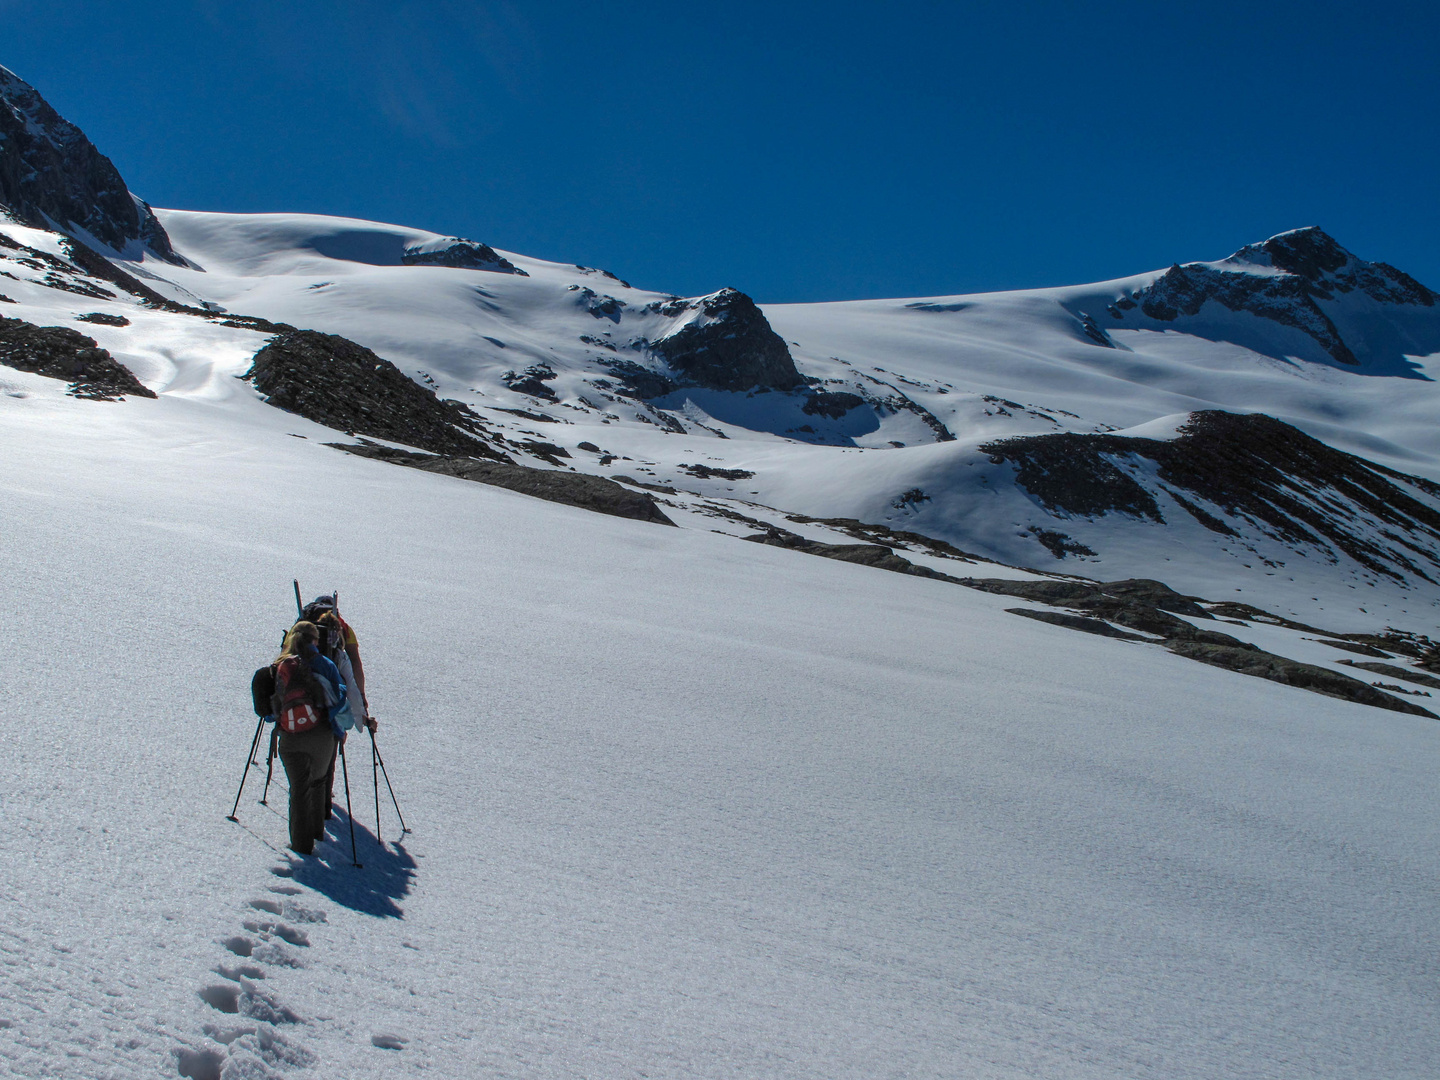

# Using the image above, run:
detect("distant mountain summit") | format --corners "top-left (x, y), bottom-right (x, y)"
top-left (0, 65), bottom-right (184, 264)
top-left (1109, 227), bottom-right (1440, 370)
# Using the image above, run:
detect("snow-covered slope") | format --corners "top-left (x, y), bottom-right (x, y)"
top-left (78, 208), bottom-right (1430, 627)
top-left (5, 62), bottom-right (1440, 1080)
top-left (4, 374), bottom-right (1439, 1079)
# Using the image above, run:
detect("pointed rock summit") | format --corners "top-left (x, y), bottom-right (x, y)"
top-left (1110, 227), bottom-right (1439, 368)
top-left (0, 65), bottom-right (184, 264)
top-left (648, 287), bottom-right (803, 392)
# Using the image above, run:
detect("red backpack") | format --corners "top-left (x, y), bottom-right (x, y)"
top-left (272, 656), bottom-right (324, 733)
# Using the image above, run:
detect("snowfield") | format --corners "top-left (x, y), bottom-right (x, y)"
top-left (3, 364), bottom-right (1440, 1079)
top-left (6, 59), bottom-right (1440, 1078)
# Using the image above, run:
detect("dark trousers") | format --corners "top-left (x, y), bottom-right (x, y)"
top-left (278, 725), bottom-right (337, 854)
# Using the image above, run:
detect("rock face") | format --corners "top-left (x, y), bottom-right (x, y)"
top-left (244, 330), bottom-right (505, 458)
top-left (744, 526), bottom-right (961, 581)
top-left (0, 66), bottom-right (183, 264)
top-left (962, 576), bottom-right (1436, 717)
top-left (0, 314), bottom-right (154, 399)
top-left (1111, 227), bottom-right (1439, 368)
top-left (337, 442), bottom-right (675, 526)
top-left (982, 410), bottom-right (1440, 583)
top-left (401, 238), bottom-right (525, 275)
top-left (648, 288), bottom-right (803, 392)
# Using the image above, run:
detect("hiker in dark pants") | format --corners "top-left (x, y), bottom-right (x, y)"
top-left (271, 621), bottom-right (343, 855)
top-left (305, 600), bottom-right (377, 820)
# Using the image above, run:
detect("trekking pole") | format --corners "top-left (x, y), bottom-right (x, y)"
top-left (372, 728), bottom-right (382, 843)
top-left (227, 716), bottom-right (266, 821)
top-left (338, 738), bottom-right (363, 868)
top-left (259, 726), bottom-right (279, 805)
top-left (371, 733), bottom-right (410, 834)
top-left (293, 579), bottom-right (303, 618)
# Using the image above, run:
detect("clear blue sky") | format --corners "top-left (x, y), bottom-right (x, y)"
top-left (5, 1), bottom-right (1437, 302)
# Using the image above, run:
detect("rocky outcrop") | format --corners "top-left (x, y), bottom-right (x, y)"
top-left (335, 443), bottom-right (675, 525)
top-left (0, 315), bottom-right (154, 399)
top-left (961, 575), bottom-right (1435, 717)
top-left (401, 238), bottom-right (525, 275)
top-left (244, 330), bottom-right (505, 458)
top-left (502, 364), bottom-right (558, 401)
top-left (648, 288), bottom-right (803, 392)
top-left (570, 286), bottom-right (624, 321)
top-left (1111, 228), bottom-right (1439, 367)
top-left (1169, 641), bottom-right (1436, 716)
top-left (744, 526), bottom-right (962, 581)
top-left (982, 411), bottom-right (1440, 583)
top-left (0, 66), bottom-right (184, 264)
top-left (802, 391), bottom-right (865, 418)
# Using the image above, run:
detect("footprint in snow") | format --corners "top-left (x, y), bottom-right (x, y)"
top-left (213, 962), bottom-right (265, 980)
top-left (220, 936), bottom-right (254, 958)
top-left (248, 893), bottom-right (327, 930)
top-left (372, 1033), bottom-right (409, 1050)
top-left (241, 919), bottom-right (309, 947)
top-left (174, 1024), bottom-right (316, 1079)
top-left (196, 978), bottom-right (300, 1024)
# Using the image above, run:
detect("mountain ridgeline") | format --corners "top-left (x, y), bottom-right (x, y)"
top-left (5, 59), bottom-right (1440, 650)
top-left (1105, 226), bottom-right (1440, 372)
top-left (0, 66), bottom-right (183, 264)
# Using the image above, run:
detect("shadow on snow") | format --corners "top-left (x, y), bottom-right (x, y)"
top-left (273, 807), bottom-right (416, 919)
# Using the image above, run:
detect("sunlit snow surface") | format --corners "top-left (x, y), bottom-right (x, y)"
top-left (2, 360), bottom-right (1439, 1079)
top-left (2, 211), bottom-right (1440, 1076)
top-left (130, 210), bottom-right (1440, 628)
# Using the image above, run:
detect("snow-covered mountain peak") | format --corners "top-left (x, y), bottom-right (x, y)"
top-left (400, 235), bottom-right (526, 274)
top-left (1220, 225), bottom-right (1439, 307)
top-left (0, 64), bottom-right (183, 265)
top-left (1223, 225), bottom-right (1349, 275)
top-left (1103, 225), bottom-right (1440, 371)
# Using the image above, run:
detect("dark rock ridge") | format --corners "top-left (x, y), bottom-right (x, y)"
top-left (982, 411), bottom-right (1440, 583)
top-left (744, 526), bottom-right (962, 581)
top-left (681, 463), bottom-right (754, 481)
top-left (737, 517), bottom-right (1432, 717)
top-left (401, 238), bottom-right (525, 275)
top-left (1338, 660), bottom-right (1440, 691)
top-left (335, 443), bottom-right (674, 526)
top-left (784, 514), bottom-right (989, 563)
top-left (1110, 227), bottom-right (1439, 368)
top-left (0, 221), bottom-right (292, 334)
top-left (1007, 608), bottom-right (1148, 640)
top-left (0, 314), bottom-right (154, 399)
top-left (647, 288), bottom-right (803, 392)
top-left (0, 65), bottom-right (184, 264)
top-left (1168, 640), bottom-right (1435, 716)
top-left (244, 330), bottom-right (505, 459)
top-left (962, 576), bottom-right (1435, 717)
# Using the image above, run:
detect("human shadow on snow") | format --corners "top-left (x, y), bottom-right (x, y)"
top-left (273, 808), bottom-right (416, 919)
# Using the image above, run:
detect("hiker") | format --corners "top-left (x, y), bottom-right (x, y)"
top-left (302, 596), bottom-right (376, 731)
top-left (310, 608), bottom-right (370, 818)
top-left (302, 597), bottom-right (377, 819)
top-left (271, 620), bottom-right (345, 855)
